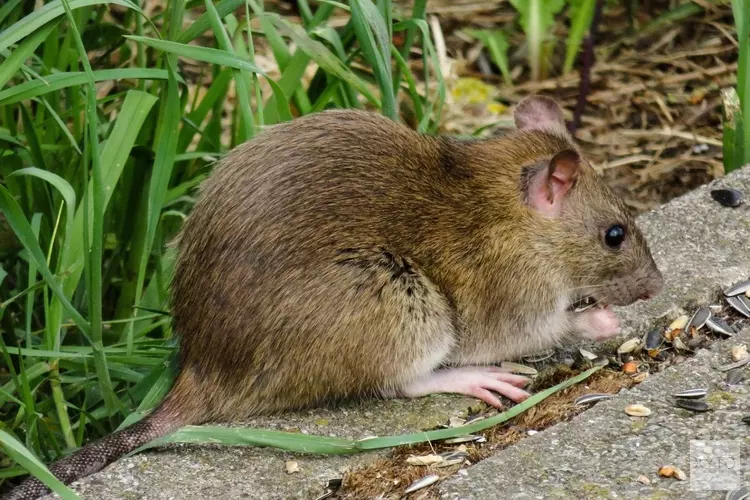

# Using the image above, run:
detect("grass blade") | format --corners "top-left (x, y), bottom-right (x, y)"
top-left (0, 429), bottom-right (80, 500)
top-left (465, 29), bottom-right (511, 85)
top-left (563, 0), bottom-right (596, 75)
top-left (0, 19), bottom-right (61, 89)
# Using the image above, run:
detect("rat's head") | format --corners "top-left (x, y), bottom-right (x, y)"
top-left (513, 95), bottom-right (664, 308)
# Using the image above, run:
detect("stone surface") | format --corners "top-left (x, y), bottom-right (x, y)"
top-left (48, 166), bottom-right (750, 499)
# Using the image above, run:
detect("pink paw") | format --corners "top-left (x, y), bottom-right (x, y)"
top-left (576, 306), bottom-right (622, 341)
top-left (399, 367), bottom-right (531, 408)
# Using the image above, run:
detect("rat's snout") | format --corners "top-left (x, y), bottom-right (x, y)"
top-left (635, 260), bottom-right (664, 303)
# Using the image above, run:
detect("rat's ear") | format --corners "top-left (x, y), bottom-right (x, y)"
top-left (525, 149), bottom-right (581, 217)
top-left (514, 95), bottom-right (567, 131)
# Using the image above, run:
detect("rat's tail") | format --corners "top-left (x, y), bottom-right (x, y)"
top-left (3, 391), bottom-right (189, 500)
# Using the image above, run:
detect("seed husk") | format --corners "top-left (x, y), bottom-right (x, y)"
top-left (668, 315), bottom-right (689, 331)
top-left (286, 461), bottom-right (300, 474)
top-left (658, 465), bottom-right (675, 478)
top-left (449, 417), bottom-right (466, 428)
top-left (717, 356), bottom-right (750, 371)
top-left (673, 388), bottom-right (707, 399)
top-left (686, 307), bottom-right (711, 331)
top-left (443, 435), bottom-right (482, 444)
top-left (727, 295), bottom-right (750, 318)
top-left (407, 454), bottom-right (444, 466)
top-left (726, 369), bottom-right (745, 385)
top-left (579, 348), bottom-right (598, 361)
top-left (742, 416), bottom-right (750, 425)
top-left (673, 468), bottom-right (687, 481)
top-left (636, 475), bottom-right (650, 485)
top-left (711, 188), bottom-right (744, 207)
top-left (625, 404), bottom-right (651, 417)
top-left (644, 328), bottom-right (664, 350)
top-left (404, 474), bottom-right (439, 494)
top-left (574, 393), bottom-right (613, 405)
top-left (436, 450), bottom-right (469, 467)
top-left (726, 486), bottom-right (750, 500)
top-left (724, 279), bottom-right (750, 297)
top-left (706, 316), bottom-right (734, 337)
top-left (522, 349), bottom-right (555, 363)
top-left (675, 399), bottom-right (710, 412)
top-left (498, 361), bottom-right (538, 375)
top-left (731, 345), bottom-right (748, 362)
top-left (617, 338), bottom-right (641, 354)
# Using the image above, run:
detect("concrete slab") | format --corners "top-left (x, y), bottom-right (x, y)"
top-left (49, 165), bottom-right (750, 499)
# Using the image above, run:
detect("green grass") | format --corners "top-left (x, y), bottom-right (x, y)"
top-left (724, 0), bottom-right (750, 172)
top-left (0, 0), bottom-right (445, 493)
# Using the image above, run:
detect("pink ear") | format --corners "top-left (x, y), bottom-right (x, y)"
top-left (526, 150), bottom-right (581, 217)
top-left (514, 95), bottom-right (567, 131)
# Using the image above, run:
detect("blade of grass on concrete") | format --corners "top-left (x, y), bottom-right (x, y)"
top-left (0, 429), bottom-right (80, 500)
top-left (133, 366), bottom-right (601, 456)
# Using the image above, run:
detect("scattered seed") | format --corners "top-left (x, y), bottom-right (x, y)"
top-left (407, 454), bottom-right (444, 466)
top-left (618, 338), bottom-right (641, 354)
top-left (731, 345), bottom-right (748, 362)
top-left (315, 490), bottom-right (335, 500)
top-left (636, 475), bottom-right (651, 485)
top-left (673, 388), bottom-right (707, 399)
top-left (464, 415), bottom-right (485, 425)
top-left (625, 404), bottom-right (651, 417)
top-left (527, 429), bottom-right (539, 435)
top-left (726, 368), bottom-right (745, 385)
top-left (522, 349), bottom-right (555, 363)
top-left (449, 417), bottom-right (466, 428)
top-left (498, 361), bottom-right (538, 375)
top-left (742, 415), bottom-right (750, 425)
top-left (443, 435), bottom-right (482, 444)
top-left (404, 474), bottom-right (439, 494)
top-left (726, 486), bottom-right (750, 500)
top-left (706, 316), bottom-right (734, 337)
top-left (574, 393), bottom-right (613, 405)
top-left (675, 399), bottom-right (710, 412)
top-left (438, 450), bottom-right (469, 466)
top-left (644, 328), bottom-right (663, 350)
top-left (673, 468), bottom-right (687, 481)
top-left (632, 372), bottom-right (649, 383)
top-left (686, 307), bottom-right (711, 331)
top-left (457, 469), bottom-right (468, 477)
top-left (658, 466), bottom-right (675, 478)
top-left (724, 279), bottom-right (750, 297)
top-left (326, 478), bottom-right (343, 489)
top-left (672, 336), bottom-right (690, 352)
top-left (727, 296), bottom-right (750, 318)
top-left (286, 461), bottom-right (300, 474)
top-left (668, 315), bottom-right (689, 331)
top-left (623, 361), bottom-right (638, 374)
top-left (717, 356), bottom-right (750, 371)
top-left (579, 348), bottom-right (598, 361)
top-left (711, 188), bottom-right (744, 207)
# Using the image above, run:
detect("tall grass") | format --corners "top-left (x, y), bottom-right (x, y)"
top-left (0, 0), bottom-right (444, 493)
top-left (723, 0), bottom-right (749, 172)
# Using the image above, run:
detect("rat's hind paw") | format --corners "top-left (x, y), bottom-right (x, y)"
top-left (398, 367), bottom-right (531, 408)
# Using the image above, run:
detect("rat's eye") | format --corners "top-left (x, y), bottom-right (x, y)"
top-left (604, 225), bottom-right (625, 249)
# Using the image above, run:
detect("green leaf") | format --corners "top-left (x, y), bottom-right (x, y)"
top-left (124, 36), bottom-right (265, 74)
top-left (0, 69), bottom-right (173, 106)
top-left (563, 0), bottom-right (596, 75)
top-left (509, 0), bottom-right (566, 81)
top-left (0, 19), bottom-right (61, 89)
top-left (0, 429), bottom-right (80, 499)
top-left (0, 0), bottom-right (142, 53)
top-left (465, 29), bottom-right (512, 86)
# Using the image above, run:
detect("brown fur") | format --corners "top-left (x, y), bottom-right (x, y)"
top-left (5, 96), bottom-right (663, 500)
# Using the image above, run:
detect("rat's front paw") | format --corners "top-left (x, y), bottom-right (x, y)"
top-left (576, 306), bottom-right (621, 341)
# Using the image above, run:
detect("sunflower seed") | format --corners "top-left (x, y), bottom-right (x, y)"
top-left (574, 393), bottom-right (613, 405)
top-left (668, 315), bottom-right (689, 331)
top-left (617, 338), bottom-right (642, 354)
top-left (579, 348), bottom-right (598, 360)
top-left (726, 368), bottom-right (745, 385)
top-left (644, 328), bottom-right (664, 350)
top-left (727, 295), bottom-right (750, 318)
top-left (443, 435), bottom-right (482, 444)
top-left (625, 404), bottom-right (651, 417)
top-left (522, 349), bottom-right (555, 363)
top-left (675, 399), bottom-right (710, 412)
top-left (404, 474), bottom-right (439, 494)
top-left (436, 450), bottom-right (469, 467)
top-left (673, 388), bottom-right (707, 399)
top-left (706, 316), bottom-right (734, 337)
top-left (724, 279), bottom-right (750, 297)
top-left (726, 486), bottom-right (750, 500)
top-left (686, 307), bottom-right (711, 331)
top-left (742, 416), bottom-right (750, 425)
top-left (326, 478), bottom-right (342, 489)
top-left (732, 345), bottom-right (749, 362)
top-left (407, 454), bottom-right (444, 466)
top-left (711, 188), bottom-right (744, 207)
top-left (498, 361), bottom-right (538, 375)
top-left (717, 356), bottom-right (750, 371)
top-left (449, 417), bottom-right (466, 428)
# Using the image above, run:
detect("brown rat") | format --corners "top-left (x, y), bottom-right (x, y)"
top-left (6, 95), bottom-right (663, 499)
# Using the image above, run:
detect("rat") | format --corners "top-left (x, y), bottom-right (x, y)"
top-left (5, 95), bottom-right (663, 500)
